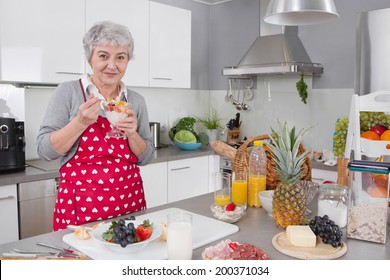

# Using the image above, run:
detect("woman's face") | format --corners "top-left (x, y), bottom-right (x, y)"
top-left (89, 44), bottom-right (129, 87)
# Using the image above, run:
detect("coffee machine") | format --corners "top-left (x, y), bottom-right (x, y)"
top-left (0, 117), bottom-right (25, 173)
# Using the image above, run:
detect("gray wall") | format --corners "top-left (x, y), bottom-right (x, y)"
top-left (299, 0), bottom-right (390, 89)
top-left (153, 0), bottom-right (390, 90)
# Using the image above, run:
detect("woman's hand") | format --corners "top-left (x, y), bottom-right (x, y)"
top-left (116, 106), bottom-right (147, 157)
top-left (116, 106), bottom-right (138, 136)
top-left (76, 94), bottom-right (101, 127)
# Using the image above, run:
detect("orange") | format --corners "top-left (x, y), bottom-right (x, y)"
top-left (373, 174), bottom-right (388, 188)
top-left (361, 130), bottom-right (380, 140)
top-left (367, 186), bottom-right (388, 198)
top-left (380, 130), bottom-right (390, 141)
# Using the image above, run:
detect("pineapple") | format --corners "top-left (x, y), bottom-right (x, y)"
top-left (268, 121), bottom-right (310, 229)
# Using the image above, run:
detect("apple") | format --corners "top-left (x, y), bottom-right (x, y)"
top-left (370, 125), bottom-right (388, 137)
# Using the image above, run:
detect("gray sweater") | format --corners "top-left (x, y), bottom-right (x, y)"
top-left (36, 79), bottom-right (154, 167)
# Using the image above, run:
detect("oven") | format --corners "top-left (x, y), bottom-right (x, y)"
top-left (220, 156), bottom-right (233, 174)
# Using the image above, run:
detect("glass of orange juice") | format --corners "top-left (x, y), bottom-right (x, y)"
top-left (214, 172), bottom-right (231, 207)
top-left (232, 171), bottom-right (248, 209)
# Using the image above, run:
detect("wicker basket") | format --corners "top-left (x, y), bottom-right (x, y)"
top-left (231, 134), bottom-right (312, 190)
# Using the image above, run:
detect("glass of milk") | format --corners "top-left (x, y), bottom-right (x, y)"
top-left (167, 212), bottom-right (193, 260)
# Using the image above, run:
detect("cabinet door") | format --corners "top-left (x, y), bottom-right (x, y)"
top-left (86, 0), bottom-right (150, 87)
top-left (312, 169), bottom-right (337, 184)
top-left (139, 162), bottom-right (168, 208)
top-left (150, 1), bottom-right (191, 88)
top-left (0, 184), bottom-right (18, 245)
top-left (168, 156), bottom-right (208, 203)
top-left (0, 0), bottom-right (85, 84)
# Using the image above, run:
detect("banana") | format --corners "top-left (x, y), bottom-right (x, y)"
top-left (375, 156), bottom-right (384, 162)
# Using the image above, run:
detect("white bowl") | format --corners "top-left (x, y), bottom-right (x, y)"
top-left (91, 220), bottom-right (162, 254)
top-left (259, 190), bottom-right (274, 216)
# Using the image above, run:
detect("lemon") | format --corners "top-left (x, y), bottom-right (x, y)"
top-left (174, 130), bottom-right (197, 143)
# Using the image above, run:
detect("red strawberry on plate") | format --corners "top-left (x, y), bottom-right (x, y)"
top-left (135, 219), bottom-right (153, 241)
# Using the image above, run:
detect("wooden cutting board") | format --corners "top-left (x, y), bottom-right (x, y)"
top-left (272, 232), bottom-right (347, 260)
top-left (63, 208), bottom-right (239, 260)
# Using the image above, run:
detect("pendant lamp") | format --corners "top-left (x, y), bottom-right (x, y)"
top-left (264, 0), bottom-right (339, 26)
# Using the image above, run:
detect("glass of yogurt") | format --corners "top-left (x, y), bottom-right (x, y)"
top-left (101, 99), bottom-right (129, 139)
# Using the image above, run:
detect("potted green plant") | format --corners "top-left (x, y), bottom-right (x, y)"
top-left (197, 108), bottom-right (223, 143)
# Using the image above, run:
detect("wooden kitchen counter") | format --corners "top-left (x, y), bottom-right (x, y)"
top-left (0, 192), bottom-right (389, 260)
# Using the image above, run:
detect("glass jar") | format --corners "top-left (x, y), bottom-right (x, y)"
top-left (317, 184), bottom-right (348, 228)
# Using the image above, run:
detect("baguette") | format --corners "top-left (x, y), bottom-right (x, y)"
top-left (210, 140), bottom-right (237, 161)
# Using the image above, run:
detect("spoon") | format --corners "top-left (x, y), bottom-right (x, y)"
top-left (235, 89), bottom-right (242, 110)
top-left (225, 79), bottom-right (231, 102)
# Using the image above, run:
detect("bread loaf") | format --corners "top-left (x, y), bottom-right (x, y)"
top-left (210, 140), bottom-right (237, 160)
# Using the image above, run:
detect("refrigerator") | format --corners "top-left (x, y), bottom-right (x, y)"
top-left (355, 7), bottom-right (390, 95)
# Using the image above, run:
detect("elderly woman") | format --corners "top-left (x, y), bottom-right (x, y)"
top-left (37, 21), bottom-right (154, 231)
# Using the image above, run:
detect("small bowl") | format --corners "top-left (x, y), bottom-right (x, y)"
top-left (210, 204), bottom-right (246, 223)
top-left (91, 220), bottom-right (161, 254)
top-left (259, 190), bottom-right (274, 216)
top-left (174, 142), bottom-right (202, 151)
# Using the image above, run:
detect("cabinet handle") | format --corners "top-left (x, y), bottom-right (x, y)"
top-left (0, 195), bottom-right (15, 201)
top-left (55, 71), bottom-right (83, 75)
top-left (170, 166), bottom-right (190, 171)
top-left (152, 77), bottom-right (173, 81)
top-left (312, 177), bottom-right (324, 181)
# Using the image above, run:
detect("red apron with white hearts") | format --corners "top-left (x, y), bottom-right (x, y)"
top-left (53, 83), bottom-right (146, 231)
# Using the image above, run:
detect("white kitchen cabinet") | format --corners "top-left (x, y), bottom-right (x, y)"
top-left (150, 1), bottom-right (191, 88)
top-left (312, 168), bottom-right (337, 185)
top-left (0, 0), bottom-right (85, 85)
top-left (0, 184), bottom-right (18, 245)
top-left (140, 162), bottom-right (168, 208)
top-left (86, 0), bottom-right (150, 87)
top-left (167, 156), bottom-right (209, 203)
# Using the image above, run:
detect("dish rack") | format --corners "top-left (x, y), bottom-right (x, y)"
top-left (345, 90), bottom-right (390, 160)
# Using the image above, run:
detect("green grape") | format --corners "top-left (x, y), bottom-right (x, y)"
top-left (333, 112), bottom-right (390, 157)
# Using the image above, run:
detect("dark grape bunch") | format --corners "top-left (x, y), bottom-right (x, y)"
top-left (103, 218), bottom-right (138, 248)
top-left (309, 215), bottom-right (343, 248)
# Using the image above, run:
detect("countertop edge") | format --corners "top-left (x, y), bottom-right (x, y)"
top-left (0, 145), bottom-right (337, 187)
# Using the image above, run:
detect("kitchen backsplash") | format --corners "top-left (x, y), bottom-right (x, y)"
top-left (210, 75), bottom-right (353, 153)
top-left (1, 78), bottom-right (353, 160)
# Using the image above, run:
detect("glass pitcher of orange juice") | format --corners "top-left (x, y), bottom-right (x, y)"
top-left (232, 170), bottom-right (248, 209)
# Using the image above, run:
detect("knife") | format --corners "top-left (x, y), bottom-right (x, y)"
top-left (36, 242), bottom-right (78, 257)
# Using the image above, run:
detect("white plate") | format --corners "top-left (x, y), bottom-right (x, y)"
top-left (91, 220), bottom-right (161, 254)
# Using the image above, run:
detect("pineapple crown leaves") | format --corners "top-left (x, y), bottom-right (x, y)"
top-left (268, 121), bottom-right (311, 184)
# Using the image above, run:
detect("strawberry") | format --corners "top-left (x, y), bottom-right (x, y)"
top-left (228, 242), bottom-right (239, 250)
top-left (135, 219), bottom-right (153, 241)
top-left (225, 203), bottom-right (235, 211)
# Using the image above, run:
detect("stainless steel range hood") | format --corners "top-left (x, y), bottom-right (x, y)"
top-left (223, 1), bottom-right (323, 76)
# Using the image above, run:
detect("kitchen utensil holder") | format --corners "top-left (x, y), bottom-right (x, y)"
top-left (232, 134), bottom-right (312, 190)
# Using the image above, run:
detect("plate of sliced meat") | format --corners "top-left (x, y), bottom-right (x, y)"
top-left (202, 239), bottom-right (269, 260)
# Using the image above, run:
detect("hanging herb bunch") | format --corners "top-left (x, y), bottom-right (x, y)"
top-left (296, 72), bottom-right (308, 104)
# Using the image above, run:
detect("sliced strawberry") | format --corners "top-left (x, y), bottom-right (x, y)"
top-left (135, 219), bottom-right (153, 241)
top-left (228, 242), bottom-right (239, 250)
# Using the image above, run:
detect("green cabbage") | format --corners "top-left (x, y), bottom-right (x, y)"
top-left (174, 130), bottom-right (197, 143)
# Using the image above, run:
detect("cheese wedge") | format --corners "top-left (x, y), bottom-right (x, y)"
top-left (286, 225), bottom-right (317, 248)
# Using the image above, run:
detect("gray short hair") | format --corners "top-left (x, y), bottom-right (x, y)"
top-left (83, 21), bottom-right (134, 62)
